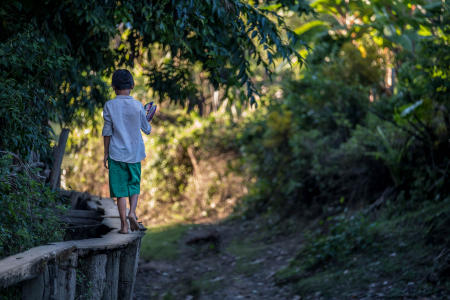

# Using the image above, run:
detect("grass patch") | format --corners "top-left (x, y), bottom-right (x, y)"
top-left (226, 238), bottom-right (262, 259)
top-left (140, 223), bottom-right (193, 261)
top-left (226, 236), bottom-right (267, 275)
top-left (275, 199), bottom-right (450, 298)
top-left (191, 271), bottom-right (223, 294)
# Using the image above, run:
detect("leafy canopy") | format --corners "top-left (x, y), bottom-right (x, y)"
top-left (2, 0), bottom-right (310, 110)
top-left (0, 0), bottom-right (310, 160)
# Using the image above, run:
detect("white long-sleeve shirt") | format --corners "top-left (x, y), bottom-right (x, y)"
top-left (101, 95), bottom-right (152, 163)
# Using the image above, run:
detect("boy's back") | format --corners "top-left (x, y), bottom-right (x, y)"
top-left (102, 95), bottom-right (151, 163)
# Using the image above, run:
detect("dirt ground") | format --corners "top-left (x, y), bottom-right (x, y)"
top-left (133, 212), bottom-right (450, 300)
top-left (133, 218), bottom-right (304, 300)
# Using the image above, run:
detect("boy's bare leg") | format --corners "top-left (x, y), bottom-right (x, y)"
top-left (117, 197), bottom-right (129, 233)
top-left (128, 194), bottom-right (139, 231)
top-left (128, 194), bottom-right (139, 218)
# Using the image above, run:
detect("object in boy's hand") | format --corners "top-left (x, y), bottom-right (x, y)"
top-left (144, 102), bottom-right (157, 122)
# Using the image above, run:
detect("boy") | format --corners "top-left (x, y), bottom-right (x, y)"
top-left (102, 69), bottom-right (152, 234)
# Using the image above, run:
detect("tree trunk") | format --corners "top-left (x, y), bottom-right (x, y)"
top-left (49, 128), bottom-right (70, 190)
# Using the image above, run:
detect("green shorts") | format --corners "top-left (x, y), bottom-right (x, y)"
top-left (108, 157), bottom-right (141, 198)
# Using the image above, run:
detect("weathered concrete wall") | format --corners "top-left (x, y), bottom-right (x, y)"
top-left (0, 196), bottom-right (145, 300)
top-left (119, 239), bottom-right (141, 299)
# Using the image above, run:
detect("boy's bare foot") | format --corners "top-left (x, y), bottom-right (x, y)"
top-left (128, 214), bottom-right (139, 231)
top-left (119, 220), bottom-right (129, 234)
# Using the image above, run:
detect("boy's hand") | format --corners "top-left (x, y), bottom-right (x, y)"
top-left (145, 102), bottom-right (157, 123)
top-left (104, 153), bottom-right (109, 169)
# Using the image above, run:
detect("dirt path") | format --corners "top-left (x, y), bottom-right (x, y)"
top-left (133, 218), bottom-right (304, 300)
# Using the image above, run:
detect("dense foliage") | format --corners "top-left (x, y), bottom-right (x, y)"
top-left (0, 0), bottom-right (309, 257)
top-left (0, 0), bottom-right (310, 168)
top-left (1, 0), bottom-right (310, 156)
top-left (0, 28), bottom-right (73, 259)
top-left (0, 153), bottom-right (65, 259)
top-left (237, 0), bottom-right (449, 215)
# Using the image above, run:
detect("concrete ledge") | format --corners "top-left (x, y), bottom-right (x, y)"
top-left (0, 195), bottom-right (146, 300)
top-left (0, 243), bottom-right (76, 288)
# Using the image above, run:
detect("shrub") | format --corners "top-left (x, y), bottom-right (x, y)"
top-left (0, 152), bottom-right (66, 258)
top-left (297, 214), bottom-right (379, 271)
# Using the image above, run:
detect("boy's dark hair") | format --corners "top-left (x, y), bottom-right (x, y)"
top-left (112, 69), bottom-right (134, 90)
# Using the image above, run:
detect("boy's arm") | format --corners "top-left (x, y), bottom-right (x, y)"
top-left (102, 103), bottom-right (112, 169)
top-left (103, 136), bottom-right (110, 169)
top-left (140, 105), bottom-right (152, 135)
